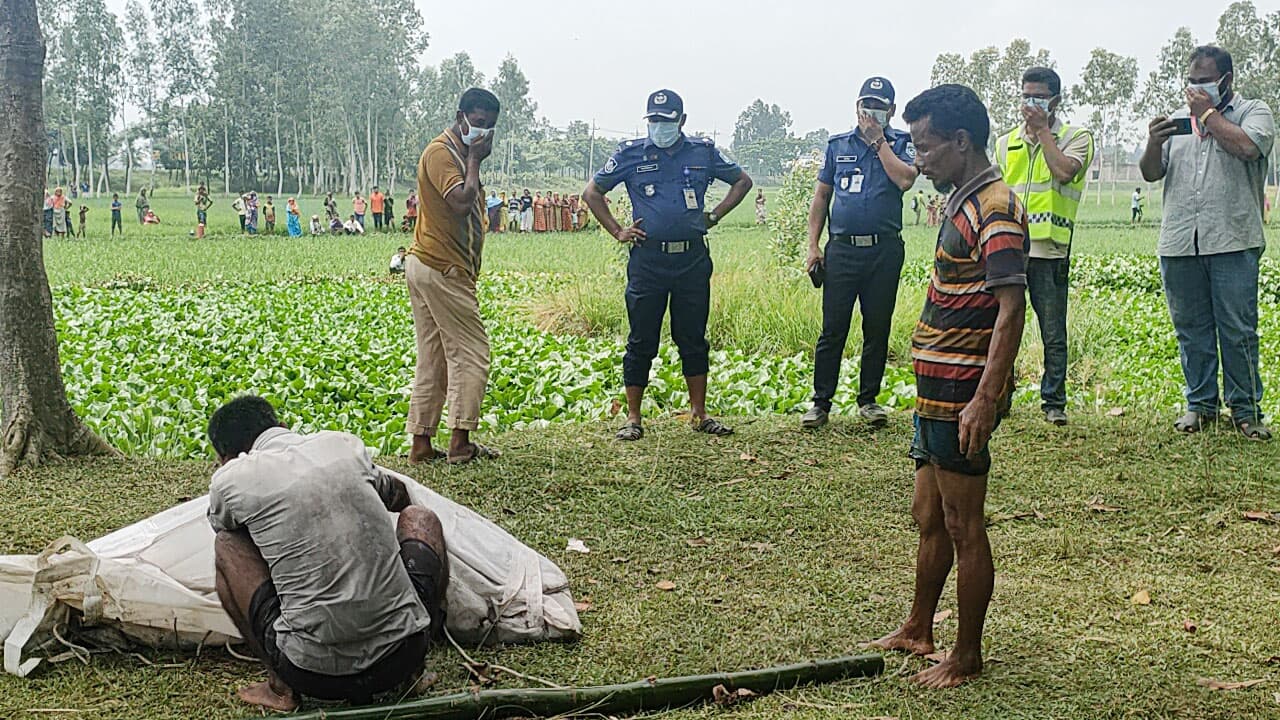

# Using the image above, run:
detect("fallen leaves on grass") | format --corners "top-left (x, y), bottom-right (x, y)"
top-left (574, 599), bottom-right (592, 613)
top-left (1131, 590), bottom-right (1151, 605)
top-left (1197, 678), bottom-right (1266, 691)
top-left (685, 536), bottom-right (711, 548)
top-left (988, 509), bottom-right (1047, 525)
top-left (1088, 496), bottom-right (1123, 513)
top-left (608, 398), bottom-right (622, 417)
top-left (739, 452), bottom-right (758, 463)
top-left (747, 542), bottom-right (774, 553)
top-left (655, 580), bottom-right (676, 591)
top-left (712, 685), bottom-right (757, 706)
top-left (566, 538), bottom-right (591, 554)
top-left (1182, 619), bottom-right (1198, 633)
top-left (715, 478), bottom-right (748, 488)
top-left (1107, 407), bottom-right (1126, 417)
top-left (1243, 510), bottom-right (1279, 524)
top-left (933, 610), bottom-right (952, 624)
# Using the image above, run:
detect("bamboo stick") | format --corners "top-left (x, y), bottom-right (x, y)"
top-left (268, 654), bottom-right (884, 720)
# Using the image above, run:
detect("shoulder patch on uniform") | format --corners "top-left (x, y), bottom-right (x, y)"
top-left (905, 142), bottom-right (916, 159)
top-left (601, 158), bottom-right (618, 174)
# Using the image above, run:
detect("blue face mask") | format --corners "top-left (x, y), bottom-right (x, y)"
top-left (1024, 97), bottom-right (1054, 113)
top-left (647, 121), bottom-right (681, 149)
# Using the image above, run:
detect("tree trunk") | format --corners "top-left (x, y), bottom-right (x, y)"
top-left (124, 126), bottom-right (133, 195)
top-left (70, 108), bottom-right (81, 194)
top-left (222, 105), bottom-right (231, 195)
top-left (179, 102), bottom-right (192, 193)
top-left (292, 117), bottom-right (302, 195)
top-left (0, 0), bottom-right (115, 476)
top-left (85, 117), bottom-right (95, 198)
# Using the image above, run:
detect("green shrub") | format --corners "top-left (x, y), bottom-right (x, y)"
top-left (766, 161), bottom-right (818, 270)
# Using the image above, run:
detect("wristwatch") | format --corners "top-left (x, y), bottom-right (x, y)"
top-left (707, 211), bottom-right (720, 226)
top-left (869, 139), bottom-right (885, 153)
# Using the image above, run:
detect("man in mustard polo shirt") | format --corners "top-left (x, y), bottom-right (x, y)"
top-left (995, 67), bottom-right (1093, 426)
top-left (406, 88), bottom-right (501, 465)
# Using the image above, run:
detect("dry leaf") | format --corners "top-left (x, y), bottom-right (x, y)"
top-left (566, 538), bottom-right (591, 554)
top-left (1131, 590), bottom-right (1151, 605)
top-left (1197, 678), bottom-right (1266, 691)
top-left (685, 536), bottom-right (711, 548)
top-left (932, 609), bottom-right (953, 624)
top-left (784, 527), bottom-right (797, 536)
top-left (1244, 510), bottom-right (1279, 524)
top-left (1107, 407), bottom-right (1126, 417)
top-left (801, 458), bottom-right (817, 466)
top-left (1087, 496), bottom-right (1123, 513)
top-left (1182, 619), bottom-right (1198, 633)
top-left (739, 452), bottom-right (758, 463)
top-left (716, 478), bottom-right (748, 488)
top-left (655, 580), bottom-right (676, 591)
top-left (748, 542), bottom-right (774, 553)
top-left (574, 600), bottom-right (592, 613)
top-left (608, 398), bottom-right (622, 417)
top-left (1265, 656), bottom-right (1280, 665)
top-left (711, 685), bottom-right (758, 706)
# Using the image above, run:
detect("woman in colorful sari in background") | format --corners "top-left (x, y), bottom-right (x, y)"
top-left (51, 188), bottom-right (68, 235)
top-left (43, 190), bottom-right (54, 236)
top-left (286, 198), bottom-right (302, 237)
top-left (533, 192), bottom-right (548, 232)
top-left (245, 192), bottom-right (259, 234)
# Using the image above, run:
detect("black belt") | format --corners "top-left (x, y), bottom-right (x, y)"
top-left (644, 239), bottom-right (704, 254)
top-left (830, 233), bottom-right (900, 247)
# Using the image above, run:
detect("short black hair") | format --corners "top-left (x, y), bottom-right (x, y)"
top-left (208, 395), bottom-right (278, 459)
top-left (1021, 66), bottom-right (1061, 96)
top-left (459, 87), bottom-right (501, 116)
top-left (1189, 45), bottom-right (1233, 76)
top-left (902, 84), bottom-right (990, 149)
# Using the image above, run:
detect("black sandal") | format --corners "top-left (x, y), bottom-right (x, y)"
top-left (692, 417), bottom-right (734, 436)
top-left (1173, 411), bottom-right (1217, 434)
top-left (615, 422), bottom-right (644, 441)
top-left (1235, 418), bottom-right (1273, 442)
top-left (446, 443), bottom-right (501, 465)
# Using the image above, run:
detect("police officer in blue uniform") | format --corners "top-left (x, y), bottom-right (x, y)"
top-left (583, 89), bottom-right (754, 441)
top-left (802, 76), bottom-right (919, 429)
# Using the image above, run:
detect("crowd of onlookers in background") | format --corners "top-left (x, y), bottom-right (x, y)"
top-left (485, 189), bottom-right (594, 234)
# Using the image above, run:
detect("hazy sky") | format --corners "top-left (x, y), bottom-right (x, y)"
top-left (101, 0), bottom-right (1279, 141)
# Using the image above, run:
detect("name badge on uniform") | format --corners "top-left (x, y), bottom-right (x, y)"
top-left (636, 164), bottom-right (659, 173)
top-left (850, 174), bottom-right (865, 194)
top-left (683, 187), bottom-right (698, 210)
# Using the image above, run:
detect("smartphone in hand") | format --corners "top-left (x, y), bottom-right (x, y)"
top-left (808, 261), bottom-right (825, 289)
top-left (1170, 117), bottom-right (1194, 136)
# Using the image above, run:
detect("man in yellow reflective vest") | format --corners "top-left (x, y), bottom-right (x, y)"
top-left (995, 67), bottom-right (1094, 426)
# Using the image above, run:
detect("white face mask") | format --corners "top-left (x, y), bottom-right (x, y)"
top-left (647, 120), bottom-right (682, 148)
top-left (1024, 97), bottom-right (1054, 113)
top-left (460, 118), bottom-right (494, 146)
top-left (861, 108), bottom-right (889, 126)
top-left (1187, 76), bottom-right (1225, 108)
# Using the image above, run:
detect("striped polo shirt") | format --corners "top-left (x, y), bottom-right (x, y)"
top-left (912, 165), bottom-right (1029, 422)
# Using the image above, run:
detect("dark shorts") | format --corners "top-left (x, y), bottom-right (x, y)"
top-left (909, 414), bottom-right (999, 477)
top-left (247, 540), bottom-right (445, 702)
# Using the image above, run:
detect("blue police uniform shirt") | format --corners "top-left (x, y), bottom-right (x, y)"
top-left (817, 127), bottom-right (915, 236)
top-left (592, 134), bottom-right (742, 244)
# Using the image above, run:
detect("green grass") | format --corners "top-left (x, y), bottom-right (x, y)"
top-left (2, 413), bottom-right (1278, 719)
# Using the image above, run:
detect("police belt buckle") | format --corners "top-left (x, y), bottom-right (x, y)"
top-left (661, 240), bottom-right (690, 254)
top-left (853, 235), bottom-right (878, 247)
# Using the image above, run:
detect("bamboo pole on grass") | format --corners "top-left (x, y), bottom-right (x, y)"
top-left (265, 654), bottom-right (884, 720)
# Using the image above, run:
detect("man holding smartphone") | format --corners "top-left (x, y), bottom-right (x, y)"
top-left (1139, 45), bottom-right (1275, 441)
top-left (802, 76), bottom-right (919, 430)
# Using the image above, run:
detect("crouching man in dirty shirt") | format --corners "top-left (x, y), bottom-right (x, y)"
top-left (206, 395), bottom-right (447, 712)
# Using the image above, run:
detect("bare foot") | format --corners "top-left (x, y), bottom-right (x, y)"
top-left (409, 671), bottom-right (439, 696)
top-left (868, 626), bottom-right (935, 656)
top-left (409, 436), bottom-right (443, 464)
top-left (236, 681), bottom-right (298, 712)
top-left (909, 654), bottom-right (982, 689)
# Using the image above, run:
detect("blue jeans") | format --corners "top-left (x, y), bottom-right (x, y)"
top-left (1027, 257), bottom-right (1069, 411)
top-left (1159, 248), bottom-right (1263, 423)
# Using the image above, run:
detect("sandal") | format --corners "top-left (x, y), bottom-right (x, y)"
top-left (446, 443), bottom-right (501, 465)
top-left (615, 422), bottom-right (644, 441)
top-left (408, 449), bottom-right (446, 465)
top-left (692, 417), bottom-right (734, 436)
top-left (1173, 411), bottom-right (1217, 434)
top-left (1235, 418), bottom-right (1273, 442)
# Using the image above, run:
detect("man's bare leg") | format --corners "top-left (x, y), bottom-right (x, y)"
top-left (687, 374), bottom-right (709, 422)
top-left (910, 467), bottom-right (991, 689)
top-left (213, 530), bottom-right (298, 712)
top-left (409, 434), bottom-right (442, 464)
top-left (624, 385), bottom-right (645, 426)
top-left (871, 464), bottom-right (951, 656)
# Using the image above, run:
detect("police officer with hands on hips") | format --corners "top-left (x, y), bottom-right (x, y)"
top-left (583, 89), bottom-right (754, 442)
top-left (802, 76), bottom-right (919, 430)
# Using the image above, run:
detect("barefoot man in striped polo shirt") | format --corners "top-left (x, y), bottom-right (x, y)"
top-left (871, 84), bottom-right (1029, 689)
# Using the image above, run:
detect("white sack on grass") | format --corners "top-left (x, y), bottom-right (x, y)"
top-left (1, 469), bottom-right (581, 677)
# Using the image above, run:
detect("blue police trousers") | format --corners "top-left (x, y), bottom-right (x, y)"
top-left (812, 236), bottom-right (905, 409)
top-left (623, 245), bottom-right (713, 388)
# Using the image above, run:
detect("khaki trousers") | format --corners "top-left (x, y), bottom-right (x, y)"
top-left (406, 255), bottom-right (490, 435)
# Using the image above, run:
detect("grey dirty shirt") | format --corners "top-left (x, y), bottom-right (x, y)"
top-left (208, 427), bottom-right (430, 675)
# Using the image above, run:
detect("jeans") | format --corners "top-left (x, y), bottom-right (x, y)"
top-left (1160, 248), bottom-right (1264, 423)
top-left (812, 236), bottom-right (905, 409)
top-left (1027, 257), bottom-right (1070, 411)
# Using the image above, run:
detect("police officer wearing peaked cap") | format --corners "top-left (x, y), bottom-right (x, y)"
top-left (802, 76), bottom-right (920, 430)
top-left (583, 89), bottom-right (754, 442)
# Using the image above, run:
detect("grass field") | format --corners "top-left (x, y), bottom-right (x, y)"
top-left (3, 184), bottom-right (1279, 718)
